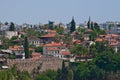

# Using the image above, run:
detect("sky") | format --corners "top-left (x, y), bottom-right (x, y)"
top-left (0, 0), bottom-right (120, 24)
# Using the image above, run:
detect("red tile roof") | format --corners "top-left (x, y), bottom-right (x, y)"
top-left (61, 51), bottom-right (71, 55)
top-left (44, 42), bottom-right (65, 47)
top-left (47, 47), bottom-right (60, 51)
top-left (29, 48), bottom-right (35, 51)
top-left (31, 52), bottom-right (42, 60)
top-left (32, 52), bottom-right (41, 57)
top-left (48, 30), bottom-right (56, 33)
top-left (109, 34), bottom-right (119, 37)
top-left (72, 39), bottom-right (81, 44)
top-left (41, 34), bottom-right (56, 38)
top-left (9, 46), bottom-right (24, 51)
top-left (95, 38), bottom-right (103, 42)
top-left (9, 46), bottom-right (35, 51)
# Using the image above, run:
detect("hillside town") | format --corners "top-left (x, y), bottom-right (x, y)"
top-left (0, 17), bottom-right (120, 80)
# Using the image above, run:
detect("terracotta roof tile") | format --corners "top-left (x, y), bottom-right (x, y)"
top-left (44, 42), bottom-right (65, 47)
top-left (47, 47), bottom-right (60, 51)
top-left (61, 51), bottom-right (71, 55)
top-left (41, 34), bottom-right (56, 38)
top-left (9, 46), bottom-right (24, 51)
top-left (95, 38), bottom-right (103, 42)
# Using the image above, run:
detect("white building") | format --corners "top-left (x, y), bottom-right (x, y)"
top-left (100, 22), bottom-right (120, 34)
top-left (9, 46), bottom-right (25, 59)
top-left (29, 36), bottom-right (43, 46)
top-left (5, 31), bottom-right (19, 39)
top-left (43, 42), bottom-right (66, 57)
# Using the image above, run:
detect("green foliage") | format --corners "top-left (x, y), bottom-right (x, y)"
top-left (56, 61), bottom-right (70, 80)
top-left (35, 46), bottom-right (43, 53)
top-left (91, 22), bottom-right (94, 30)
top-left (77, 28), bottom-right (85, 40)
top-left (89, 44), bottom-right (97, 55)
top-left (0, 70), bottom-right (14, 80)
top-left (70, 18), bottom-right (76, 33)
top-left (24, 37), bottom-right (30, 58)
top-left (70, 45), bottom-right (88, 55)
top-left (10, 36), bottom-right (18, 41)
top-left (56, 27), bottom-right (64, 34)
top-left (45, 70), bottom-right (57, 80)
top-left (89, 30), bottom-right (98, 41)
top-left (35, 70), bottom-right (57, 80)
top-left (11, 65), bottom-right (18, 77)
top-left (77, 27), bottom-right (85, 33)
top-left (1, 37), bottom-right (10, 49)
top-left (9, 22), bottom-right (15, 31)
top-left (74, 61), bottom-right (105, 80)
top-left (17, 71), bottom-right (31, 80)
top-left (95, 51), bottom-right (120, 72)
top-left (63, 34), bottom-right (72, 45)
top-left (0, 66), bottom-right (31, 80)
top-left (9, 54), bottom-right (16, 59)
top-left (25, 29), bottom-right (42, 37)
top-left (87, 17), bottom-right (91, 29)
top-left (35, 74), bottom-right (50, 80)
top-left (94, 22), bottom-right (100, 31)
top-left (98, 29), bottom-right (106, 35)
top-left (9, 36), bottom-right (19, 46)
top-left (68, 69), bottom-right (73, 80)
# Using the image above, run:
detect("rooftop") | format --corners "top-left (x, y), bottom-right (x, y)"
top-left (44, 42), bottom-right (65, 47)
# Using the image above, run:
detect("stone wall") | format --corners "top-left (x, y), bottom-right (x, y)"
top-left (6, 57), bottom-right (62, 74)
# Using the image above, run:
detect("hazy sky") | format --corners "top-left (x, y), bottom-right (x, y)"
top-left (0, 0), bottom-right (120, 24)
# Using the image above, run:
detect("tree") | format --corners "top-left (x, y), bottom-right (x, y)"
top-left (9, 36), bottom-right (19, 46)
top-left (70, 45), bottom-right (88, 55)
top-left (9, 22), bottom-right (15, 31)
top-left (87, 17), bottom-right (91, 29)
top-left (70, 17), bottom-right (76, 33)
top-left (91, 21), bottom-right (94, 30)
top-left (68, 69), bottom-right (73, 80)
top-left (24, 37), bottom-right (30, 58)
top-left (56, 61), bottom-right (69, 80)
top-left (95, 51), bottom-right (114, 72)
top-left (45, 70), bottom-right (57, 80)
top-left (56, 27), bottom-right (64, 34)
top-left (9, 54), bottom-right (16, 59)
top-left (94, 22), bottom-right (100, 31)
top-left (17, 71), bottom-right (31, 80)
top-left (63, 34), bottom-right (72, 45)
top-left (35, 74), bottom-right (50, 80)
top-left (5, 22), bottom-right (8, 25)
top-left (87, 61), bottom-right (105, 80)
top-left (74, 63), bottom-right (89, 80)
top-left (10, 36), bottom-right (18, 41)
top-left (1, 37), bottom-right (10, 49)
top-left (89, 30), bottom-right (98, 41)
top-left (56, 69), bottom-right (63, 80)
top-left (62, 60), bottom-right (65, 73)
top-left (35, 46), bottom-right (43, 53)
top-left (98, 29), bottom-right (106, 35)
top-left (77, 27), bottom-right (85, 40)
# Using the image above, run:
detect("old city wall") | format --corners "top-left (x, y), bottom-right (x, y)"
top-left (6, 58), bottom-right (63, 74)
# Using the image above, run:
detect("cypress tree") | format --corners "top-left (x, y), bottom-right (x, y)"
top-left (87, 17), bottom-right (91, 29)
top-left (24, 37), bottom-right (30, 58)
top-left (91, 21), bottom-right (94, 30)
top-left (9, 22), bottom-right (15, 31)
top-left (62, 60), bottom-right (65, 73)
top-left (70, 17), bottom-right (76, 33)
